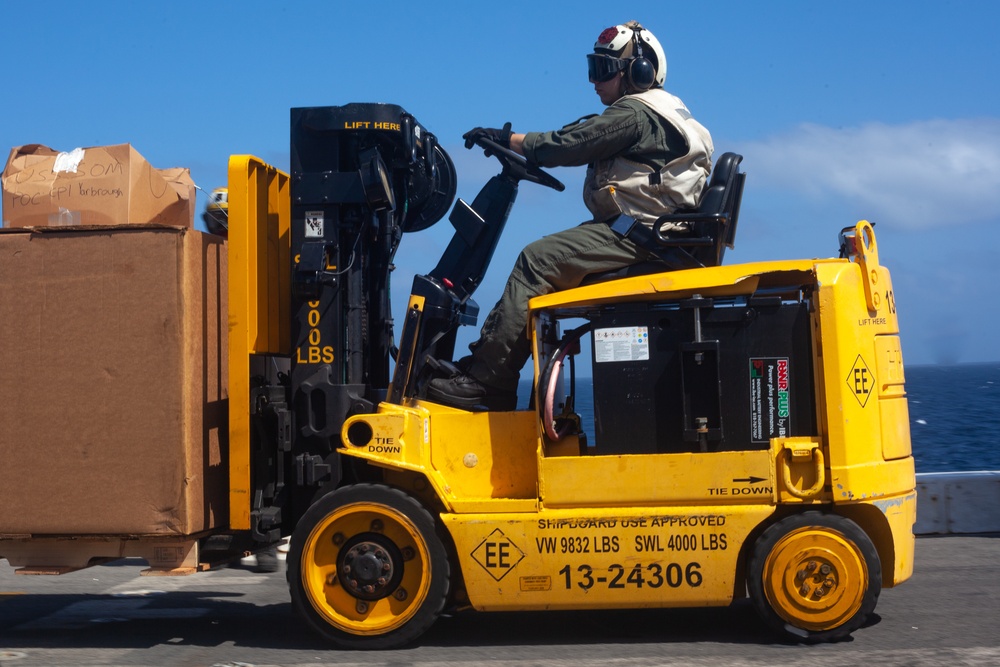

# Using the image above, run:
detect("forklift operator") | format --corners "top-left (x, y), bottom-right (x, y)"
top-left (428, 20), bottom-right (714, 410)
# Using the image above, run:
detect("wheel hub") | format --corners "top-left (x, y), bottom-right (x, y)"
top-left (338, 533), bottom-right (403, 600)
top-left (765, 529), bottom-right (867, 630)
top-left (793, 559), bottom-right (839, 601)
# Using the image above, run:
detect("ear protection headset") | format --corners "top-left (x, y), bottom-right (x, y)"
top-left (626, 27), bottom-right (656, 91)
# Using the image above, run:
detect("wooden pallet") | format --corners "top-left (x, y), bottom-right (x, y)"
top-left (0, 534), bottom-right (213, 576)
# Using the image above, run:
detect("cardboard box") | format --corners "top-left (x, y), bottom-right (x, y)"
top-left (1, 144), bottom-right (195, 229)
top-left (0, 226), bottom-right (227, 535)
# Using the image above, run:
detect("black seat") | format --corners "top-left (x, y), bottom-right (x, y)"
top-left (583, 152), bottom-right (745, 284)
top-left (653, 151), bottom-right (745, 267)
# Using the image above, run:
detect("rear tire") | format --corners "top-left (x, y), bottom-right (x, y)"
top-left (747, 512), bottom-right (881, 642)
top-left (287, 484), bottom-right (450, 649)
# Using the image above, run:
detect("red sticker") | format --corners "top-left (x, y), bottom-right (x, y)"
top-left (597, 27), bottom-right (619, 44)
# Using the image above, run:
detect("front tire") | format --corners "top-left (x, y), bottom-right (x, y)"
top-left (287, 484), bottom-right (450, 649)
top-left (747, 512), bottom-right (881, 642)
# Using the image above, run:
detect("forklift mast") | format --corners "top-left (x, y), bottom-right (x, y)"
top-left (284, 104), bottom-right (457, 510)
top-left (229, 104), bottom-right (456, 537)
top-left (235, 103), bottom-right (550, 539)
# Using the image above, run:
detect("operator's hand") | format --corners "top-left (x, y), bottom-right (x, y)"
top-left (463, 122), bottom-right (513, 149)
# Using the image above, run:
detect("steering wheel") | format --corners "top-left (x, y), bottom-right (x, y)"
top-left (473, 137), bottom-right (566, 192)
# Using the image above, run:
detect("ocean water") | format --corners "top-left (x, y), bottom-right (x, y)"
top-left (526, 362), bottom-right (999, 473)
top-left (905, 362), bottom-right (1000, 472)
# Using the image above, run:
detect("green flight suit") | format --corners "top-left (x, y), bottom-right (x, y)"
top-left (464, 93), bottom-right (711, 394)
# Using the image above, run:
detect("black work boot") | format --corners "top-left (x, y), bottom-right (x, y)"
top-left (427, 374), bottom-right (516, 411)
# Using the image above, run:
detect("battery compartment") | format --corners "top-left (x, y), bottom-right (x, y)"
top-left (588, 293), bottom-right (816, 455)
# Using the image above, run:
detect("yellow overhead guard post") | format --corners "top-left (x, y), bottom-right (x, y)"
top-left (227, 155), bottom-right (291, 530)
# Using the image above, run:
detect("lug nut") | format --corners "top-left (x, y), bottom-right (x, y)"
top-left (356, 600), bottom-right (369, 613)
top-left (820, 564), bottom-right (831, 575)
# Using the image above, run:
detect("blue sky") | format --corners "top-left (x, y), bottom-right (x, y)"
top-left (3, 1), bottom-right (998, 365)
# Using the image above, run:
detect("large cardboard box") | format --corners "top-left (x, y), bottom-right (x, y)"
top-left (0, 226), bottom-right (227, 535)
top-left (1, 144), bottom-right (195, 229)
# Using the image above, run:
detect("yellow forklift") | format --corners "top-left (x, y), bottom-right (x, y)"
top-left (227, 103), bottom-right (914, 648)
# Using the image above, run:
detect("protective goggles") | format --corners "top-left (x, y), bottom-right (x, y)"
top-left (587, 53), bottom-right (626, 83)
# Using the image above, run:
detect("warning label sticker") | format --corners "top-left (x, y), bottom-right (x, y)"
top-left (594, 326), bottom-right (649, 363)
top-left (749, 357), bottom-right (790, 443)
top-left (305, 211), bottom-right (324, 238)
top-left (519, 575), bottom-right (552, 592)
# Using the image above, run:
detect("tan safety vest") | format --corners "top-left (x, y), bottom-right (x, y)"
top-left (583, 89), bottom-right (714, 227)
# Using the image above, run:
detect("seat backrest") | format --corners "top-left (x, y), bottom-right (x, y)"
top-left (724, 166), bottom-right (745, 249)
top-left (712, 153), bottom-right (745, 251)
top-left (582, 152), bottom-right (745, 284)
top-left (665, 151), bottom-right (745, 267)
top-left (697, 156), bottom-right (735, 215)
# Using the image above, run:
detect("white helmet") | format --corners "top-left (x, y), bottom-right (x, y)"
top-left (587, 20), bottom-right (667, 91)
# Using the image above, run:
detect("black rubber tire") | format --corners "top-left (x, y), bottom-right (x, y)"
top-left (747, 512), bottom-right (881, 643)
top-left (287, 484), bottom-right (450, 649)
